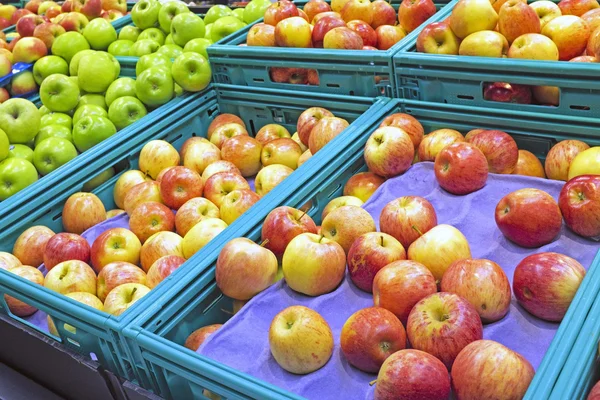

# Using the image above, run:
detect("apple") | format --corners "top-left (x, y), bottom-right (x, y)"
top-left (498, 0), bottom-right (541, 44)
top-left (364, 127), bottom-right (414, 178)
top-left (181, 138), bottom-right (221, 176)
top-left (568, 146), bottom-right (600, 179)
top-left (311, 15), bottom-right (346, 48)
top-left (12, 36), bottom-right (47, 63)
top-left (123, 181), bottom-right (162, 215)
top-left (558, 0), bottom-right (599, 16)
top-left (7, 144), bottom-right (34, 162)
top-left (374, 349), bottom-right (451, 400)
top-left (542, 15), bottom-right (589, 60)
top-left (247, 23), bottom-right (276, 47)
top-left (131, 0), bottom-right (160, 29)
top-left (532, 85), bottom-right (560, 106)
top-left (146, 255), bottom-right (185, 289)
top-left (4, 265), bottom-right (43, 317)
top-left (157, 0), bottom-right (188, 32)
top-left (297, 149), bottom-right (312, 167)
top-left (0, 157), bottom-right (37, 199)
top-left (62, 192), bottom-right (106, 235)
top-left (171, 52), bottom-right (211, 92)
top-left (255, 164), bottom-right (294, 196)
top-left (545, 140), bottom-right (590, 181)
top-left (159, 166), bottom-right (203, 210)
top-left (341, 307), bottom-right (407, 373)
top-left (261, 138), bottom-right (302, 169)
top-left (202, 160), bottom-right (240, 181)
top-left (72, 0), bottom-right (102, 20)
top-left (274, 16), bottom-right (312, 47)
top-left (182, 218), bottom-right (228, 259)
top-left (304, 0), bottom-right (332, 21)
top-left (459, 30), bottom-right (509, 57)
top-left (379, 196), bottom-right (437, 249)
top-left (559, 175), bottom-right (600, 238)
top-left (103, 283), bottom-right (150, 316)
top-left (33, 136), bottom-right (78, 175)
top-left (90, 228), bottom-right (142, 274)
top-left (269, 67), bottom-right (310, 84)
top-left (513, 149), bottom-right (546, 178)
top-left (34, 125), bottom-right (72, 147)
top-left (139, 140), bottom-right (180, 180)
top-left (531, 0), bottom-right (562, 28)
top-left (221, 135), bottom-right (263, 177)
top-left (170, 12), bottom-right (205, 46)
top-left (174, 197), bottom-right (219, 237)
top-left (322, 196), bottom-right (363, 220)
top-left (324, 26), bottom-right (364, 49)
top-left (434, 142), bottom-right (489, 195)
top-left (50, 31), bottom-right (89, 64)
top-left (209, 123), bottom-right (249, 149)
top-left (203, 172), bottom-right (250, 208)
top-left (113, 170), bottom-right (149, 210)
top-left (44, 260), bottom-right (96, 295)
top-left (97, 261), bottom-right (147, 302)
top-left (39, 74), bottom-right (79, 113)
top-left (10, 9), bottom-right (34, 26)
top-left (468, 129), bottom-right (519, 174)
top-left (255, 123), bottom-right (291, 144)
top-left (0, 5), bottom-right (17, 21)
top-left (32, 55), bottom-right (67, 85)
top-left (0, 252), bottom-right (21, 271)
top-left (138, 28), bottom-right (166, 46)
top-left (129, 202), bottom-right (175, 244)
top-left (72, 115), bottom-right (117, 152)
top-left (582, 7), bottom-right (600, 31)
top-left (16, 14), bottom-right (45, 38)
top-left (495, 188), bottom-right (562, 247)
top-left (321, 205), bottom-right (376, 253)
top-left (308, 116), bottom-right (349, 154)
top-left (13, 226), bottom-right (54, 267)
top-left (83, 17), bottom-right (116, 50)
top-left (418, 128), bottom-right (464, 162)
top-left (449, 0), bottom-right (499, 39)
top-left (452, 340), bottom-right (535, 399)
top-left (220, 189), bottom-right (261, 224)
top-left (140, 231), bottom-right (184, 272)
top-left (211, 16), bottom-right (246, 43)
top-left (59, 12), bottom-right (89, 33)
top-left (296, 107), bottom-right (334, 147)
top-left (43, 232), bottom-right (91, 270)
top-left (208, 115), bottom-right (245, 140)
top-left (342, 172), bottom-right (384, 203)
top-left (264, 1), bottom-right (299, 26)
top-left (379, 114), bottom-right (424, 151)
top-left (78, 52), bottom-right (119, 94)
top-left (9, 71), bottom-right (38, 97)
top-left (159, 43), bottom-right (184, 59)
top-left (45, 6), bottom-right (62, 19)
top-left (508, 33), bottom-right (559, 60)
top-left (261, 206), bottom-right (318, 258)
top-left (398, 0), bottom-right (436, 33)
top-left (107, 210), bottom-right (125, 219)
top-left (514, 252), bottom-right (585, 321)
top-left (184, 324), bottom-right (222, 351)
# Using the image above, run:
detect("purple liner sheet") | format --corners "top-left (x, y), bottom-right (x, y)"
top-left (198, 162), bottom-right (599, 400)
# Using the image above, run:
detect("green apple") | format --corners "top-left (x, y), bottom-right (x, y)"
top-left (82, 167), bottom-right (115, 191)
top-left (52, 32), bottom-right (91, 64)
top-left (105, 77), bottom-right (137, 107)
top-left (157, 44), bottom-right (183, 59)
top-left (136, 66), bottom-right (174, 107)
top-left (108, 96), bottom-right (147, 130)
top-left (165, 34), bottom-right (175, 45)
top-left (69, 49), bottom-right (96, 76)
top-left (39, 106), bottom-right (52, 116)
top-left (0, 128), bottom-right (7, 161)
top-left (40, 74), bottom-right (80, 112)
top-left (232, 8), bottom-right (245, 21)
top-left (34, 124), bottom-right (73, 147)
top-left (174, 83), bottom-right (183, 97)
top-left (33, 137), bottom-right (78, 176)
top-left (204, 5), bottom-right (232, 25)
top-left (83, 18), bottom-right (117, 50)
top-left (0, 158), bottom-right (38, 200)
top-left (136, 53), bottom-right (171, 76)
top-left (40, 112), bottom-right (72, 130)
top-left (69, 76), bottom-right (85, 97)
top-left (171, 13), bottom-right (205, 47)
top-left (108, 40), bottom-right (134, 56)
top-left (171, 52), bottom-right (211, 92)
top-left (7, 144), bottom-right (34, 163)
top-left (244, 0), bottom-right (271, 23)
top-left (33, 56), bottom-right (69, 85)
top-left (211, 16), bottom-right (245, 43)
top-left (78, 53), bottom-right (118, 93)
top-left (139, 27), bottom-right (165, 45)
top-left (131, 0), bottom-right (161, 30)
top-left (129, 39), bottom-right (161, 57)
top-left (158, 1), bottom-right (189, 33)
top-left (205, 23), bottom-right (213, 40)
top-left (104, 52), bottom-right (121, 78)
top-left (78, 94), bottom-right (107, 110)
top-left (119, 25), bottom-right (141, 42)
top-left (0, 99), bottom-right (41, 144)
top-left (73, 104), bottom-right (108, 124)
top-left (183, 38), bottom-right (211, 59)
top-left (72, 115), bottom-right (117, 152)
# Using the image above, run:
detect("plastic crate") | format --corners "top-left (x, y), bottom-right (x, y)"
top-left (0, 84), bottom-right (379, 386)
top-left (207, 0), bottom-right (455, 98)
top-left (121, 99), bottom-right (600, 400)
top-left (393, 1), bottom-right (600, 118)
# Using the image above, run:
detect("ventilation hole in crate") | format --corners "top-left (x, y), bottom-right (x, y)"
top-left (326, 83), bottom-right (341, 88)
top-left (457, 95), bottom-right (474, 100)
top-left (327, 184), bottom-right (342, 199)
top-left (203, 293), bottom-right (224, 315)
top-left (570, 105), bottom-right (591, 111)
top-left (67, 338), bottom-right (80, 347)
top-left (253, 78), bottom-right (265, 83)
top-left (52, 211), bottom-right (62, 221)
top-left (249, 120), bottom-right (256, 136)
top-left (350, 90), bottom-right (355, 95)
top-left (191, 132), bottom-right (198, 137)
top-left (155, 319), bottom-right (162, 328)
top-left (167, 133), bottom-right (184, 144)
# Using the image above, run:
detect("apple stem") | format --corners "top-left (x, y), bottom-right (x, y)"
top-left (221, 308), bottom-right (234, 316)
top-left (369, 379), bottom-right (377, 386)
top-left (318, 235), bottom-right (325, 243)
top-left (380, 235), bottom-right (384, 246)
top-left (260, 239), bottom-right (270, 247)
top-left (299, 209), bottom-right (308, 221)
top-left (411, 225), bottom-right (423, 236)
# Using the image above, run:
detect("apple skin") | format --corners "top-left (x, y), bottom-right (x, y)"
top-left (123, 181), bottom-right (162, 216)
top-left (129, 201), bottom-right (175, 243)
top-left (113, 170), bottom-right (149, 210)
top-left (297, 149), bottom-right (312, 167)
top-left (202, 160), bottom-right (240, 182)
top-left (297, 107), bottom-right (334, 146)
top-left (264, 1), bottom-right (299, 26)
top-left (304, 0), bottom-right (331, 22)
top-left (545, 140), bottom-right (590, 181)
top-left (508, 33), bottom-right (559, 60)
top-left (407, 292), bottom-right (483, 369)
top-left (203, 172), bottom-right (250, 208)
top-left (582, 8), bottom-right (600, 31)
top-left (343, 172), bottom-right (385, 202)
top-left (12, 36), bottom-right (48, 63)
top-left (275, 16), bottom-right (312, 48)
top-left (182, 137), bottom-right (221, 176)
top-left (449, 0), bottom-right (499, 39)
top-left (159, 166), bottom-right (204, 210)
top-left (514, 252), bottom-right (585, 321)
top-left (308, 116), bottom-right (349, 154)
top-left (269, 305), bottom-right (334, 374)
top-left (261, 206), bottom-right (318, 259)
top-left (341, 0), bottom-right (373, 24)
top-left (207, 114), bottom-right (245, 140)
top-left (589, 381), bottom-right (600, 399)
top-left (146, 255), bottom-right (185, 289)
top-left (44, 260), bottom-right (97, 296)
top-left (210, 123), bottom-right (249, 150)
top-left (282, 232), bottom-right (346, 296)
top-left (175, 197), bottom-right (220, 237)
top-left (451, 340), bottom-right (535, 400)
top-left (512, 149), bottom-right (546, 178)
top-left (531, 0), bottom-right (562, 28)
top-left (216, 237), bottom-right (278, 300)
top-left (371, 0), bottom-right (397, 28)
top-left (558, 0), bottom-right (599, 16)
top-left (340, 307), bottom-right (407, 373)
top-left (417, 21), bottom-right (461, 55)
top-left (324, 26), bottom-right (364, 49)
top-left (459, 30), bottom-right (509, 57)
top-left (374, 349), bottom-right (451, 400)
top-left (495, 188), bottom-right (563, 248)
top-left (311, 15), bottom-right (346, 48)
top-left (62, 192), bottom-right (106, 235)
top-left (321, 205), bottom-right (376, 253)
top-left (498, 0), bottom-right (541, 44)
top-left (103, 283), bottom-right (150, 316)
top-left (373, 260), bottom-right (437, 325)
top-left (441, 259), bottom-right (511, 323)
top-left (5, 266), bottom-right (44, 317)
top-left (261, 138), bottom-right (303, 169)
top-left (269, 67), bottom-right (310, 84)
top-left (322, 195), bottom-right (364, 220)
top-left (398, 0), bottom-right (436, 33)
top-left (375, 25), bottom-right (407, 50)
top-left (379, 196), bottom-right (438, 250)
top-left (569, 147), bottom-right (600, 179)
top-left (255, 164), bottom-right (294, 197)
top-left (379, 113), bottom-right (425, 150)
top-left (0, 252), bottom-right (21, 271)
top-left (364, 127), bottom-right (414, 178)
top-left (221, 135), bottom-right (263, 177)
top-left (33, 23), bottom-right (66, 51)
top-left (346, 19), bottom-right (377, 47)
top-left (97, 261), bottom-right (147, 302)
top-left (542, 15), bottom-right (590, 61)
top-left (220, 189), bottom-right (261, 225)
top-left (434, 142), bottom-right (489, 195)
top-left (139, 139), bottom-right (180, 180)
top-left (13, 225), bottom-right (54, 267)
top-left (255, 123), bottom-right (291, 144)
top-left (90, 228), bottom-right (142, 274)
top-left (140, 231), bottom-right (184, 272)
top-left (16, 14), bottom-right (45, 38)
top-left (418, 128), bottom-right (464, 162)
top-left (347, 232), bottom-right (406, 292)
top-left (184, 324), bottom-right (222, 351)
top-left (43, 233), bottom-right (91, 271)
top-left (559, 175), bottom-right (600, 238)
top-left (182, 218), bottom-right (228, 259)
top-left (468, 129), bottom-right (519, 174)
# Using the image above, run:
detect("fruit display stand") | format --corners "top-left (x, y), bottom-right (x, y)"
top-left (120, 99), bottom-right (600, 399)
top-left (207, 0), bottom-right (454, 97)
top-left (0, 84), bottom-right (382, 389)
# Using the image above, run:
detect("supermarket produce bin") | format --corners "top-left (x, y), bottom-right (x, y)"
top-left (122, 99), bottom-right (600, 399)
top-left (207, 0), bottom-right (454, 97)
top-left (0, 84), bottom-right (381, 387)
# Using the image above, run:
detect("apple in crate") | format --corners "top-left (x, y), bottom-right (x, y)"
top-left (568, 147), bottom-right (600, 179)
top-left (312, 15), bottom-right (346, 48)
top-left (175, 197), bottom-right (220, 237)
top-left (452, 340), bottom-right (535, 400)
top-left (62, 192), bottom-right (106, 235)
top-left (129, 202), bottom-right (175, 244)
top-left (207, 114), bottom-right (245, 140)
top-left (371, 0), bottom-right (396, 28)
top-left (43, 232), bottom-right (91, 271)
top-left (16, 14), bottom-right (45, 38)
top-left (113, 170), bottom-right (149, 210)
top-left (441, 259), bottom-right (511, 323)
top-left (140, 231), bottom-right (184, 272)
top-left (434, 142), bottom-right (489, 195)
top-left (216, 237), bottom-right (278, 300)
top-left (513, 252), bottom-right (585, 321)
top-left (364, 127), bottom-right (414, 178)
top-left (182, 218), bottom-right (228, 259)
top-left (44, 260), bottom-right (97, 295)
top-left (407, 292), bottom-right (483, 369)
top-left (558, 0), bottom-right (599, 17)
top-left (559, 175), bottom-right (600, 238)
top-left (261, 138), bottom-right (302, 169)
top-left (308, 116), bottom-right (349, 154)
top-left (297, 107), bottom-right (334, 147)
top-left (468, 129), bottom-right (519, 174)
top-left (0, 253), bottom-right (21, 271)
top-left (264, 0), bottom-right (299, 26)
top-left (123, 181), bottom-right (162, 215)
top-left (275, 17), bottom-right (312, 48)
top-left (545, 139), bottom-right (590, 181)
top-left (497, 0), bottom-right (540, 44)
top-left (91, 228), bottom-right (142, 274)
top-left (379, 196), bottom-right (437, 250)
top-left (13, 226), bottom-right (54, 267)
top-left (416, 21), bottom-right (461, 55)
top-left (530, 1), bottom-right (562, 28)
top-left (255, 124), bottom-right (291, 145)
top-left (495, 188), bottom-right (562, 248)
top-left (147, 255), bottom-right (185, 289)
top-left (47, 292), bottom-right (103, 336)
top-left (269, 305), bottom-right (334, 374)
top-left (185, 324), bottom-right (222, 351)
top-left (513, 149), bottom-right (545, 178)
top-left (221, 135), bottom-right (263, 177)
top-left (103, 283), bottom-right (151, 316)
top-left (379, 113), bottom-right (425, 150)
top-left (139, 140), bottom-right (180, 180)
top-left (341, 307), bottom-right (406, 373)
top-left (247, 23), bottom-right (276, 47)
top-left (459, 31), bottom-right (509, 58)
top-left (5, 266), bottom-right (44, 317)
top-left (322, 196), bottom-right (364, 220)
top-left (449, 0), bottom-right (499, 39)
top-left (204, 172), bottom-right (250, 208)
top-left (210, 123), bottom-right (248, 149)
top-left (255, 164), bottom-right (294, 197)
top-left (589, 381), bottom-right (600, 399)
top-left (261, 206), bottom-right (318, 259)
top-left (398, 0), bottom-right (436, 33)
top-left (507, 33), bottom-right (559, 60)
top-left (343, 172), bottom-right (385, 202)
top-left (160, 166), bottom-right (204, 210)
top-left (418, 128), bottom-right (464, 162)
top-left (304, 0), bottom-right (331, 21)
top-left (97, 261), bottom-right (147, 302)
top-left (542, 16), bottom-right (590, 61)
top-left (375, 25), bottom-right (407, 50)
top-left (202, 161), bottom-right (240, 182)
top-left (220, 189), bottom-right (261, 225)
top-left (374, 349), bottom-right (451, 400)
top-left (321, 205), bottom-right (376, 253)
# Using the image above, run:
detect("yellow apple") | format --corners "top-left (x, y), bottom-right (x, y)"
top-left (182, 218), bottom-right (228, 259)
top-left (103, 283), bottom-right (151, 316)
top-left (449, 0), bottom-right (499, 39)
top-left (568, 146), bottom-right (600, 179)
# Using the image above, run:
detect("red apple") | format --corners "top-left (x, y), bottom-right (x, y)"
top-left (346, 19), bottom-right (377, 47)
top-left (513, 149), bottom-right (546, 178)
top-left (323, 26), bottom-right (363, 49)
top-left (297, 106), bottom-right (334, 146)
top-left (255, 124), bottom-right (291, 144)
top-left (43, 233), bottom-right (91, 271)
top-left (570, 55), bottom-right (598, 61)
top-left (379, 196), bottom-right (437, 249)
top-left (248, 22), bottom-right (276, 47)
top-left (434, 142), bottom-right (489, 195)
top-left (308, 116), bottom-right (349, 154)
top-left (159, 166), bottom-right (203, 210)
top-left (379, 113), bottom-right (425, 150)
top-left (123, 181), bottom-right (162, 215)
top-left (140, 231), bottom-right (184, 272)
top-left (498, 0), bottom-right (541, 44)
top-left (210, 123), bottom-right (248, 149)
top-left (264, 0), bottom-right (299, 26)
top-left (343, 172), bottom-right (385, 202)
top-left (12, 36), bottom-right (47, 63)
top-left (25, 0), bottom-right (42, 14)
top-left (418, 128), bottom-right (464, 162)
top-left (10, 10), bottom-right (33, 26)
top-left (33, 22), bottom-right (65, 50)
top-left (495, 188), bottom-right (563, 248)
top-left (146, 255), bottom-right (186, 288)
top-left (558, 0), bottom-right (599, 17)
top-left (559, 175), bottom-right (600, 238)
top-left (364, 126), bottom-right (414, 178)
top-left (203, 172), bottom-right (250, 208)
top-left (589, 381), bottom-right (600, 399)
top-left (129, 202), bottom-right (175, 243)
top-left (340, 307), bottom-right (407, 373)
top-left (175, 197), bottom-right (220, 236)
top-left (398, 0), bottom-right (436, 33)
top-left (468, 129), bottom-right (519, 174)
top-left (321, 205), bottom-right (376, 253)
top-left (483, 82), bottom-right (533, 104)
top-left (261, 206), bottom-right (318, 259)
top-left (97, 261), bottom-right (147, 302)
top-left (376, 25), bottom-right (407, 50)
top-left (16, 14), bottom-right (45, 37)
top-left (269, 67), bottom-right (309, 84)
top-left (72, 0), bottom-right (102, 20)
top-left (5, 265), bottom-right (44, 317)
top-left (59, 12), bottom-right (89, 33)
top-left (184, 324), bottom-right (222, 351)
top-left (304, 0), bottom-right (332, 21)
top-left (312, 11), bottom-right (342, 24)
top-left (545, 139), bottom-right (590, 181)
top-left (90, 228), bottom-right (142, 273)
top-left (370, 0), bottom-right (397, 28)
top-left (221, 135), bottom-right (263, 177)
top-left (13, 226), bottom-right (55, 267)
top-left (62, 192), bottom-right (106, 235)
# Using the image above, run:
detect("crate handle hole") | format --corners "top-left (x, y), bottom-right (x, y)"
top-left (67, 338), bottom-right (80, 347)
top-left (570, 105), bottom-right (591, 111)
top-left (253, 78), bottom-right (265, 83)
top-left (457, 95), bottom-right (475, 100)
top-left (327, 184), bottom-right (342, 199)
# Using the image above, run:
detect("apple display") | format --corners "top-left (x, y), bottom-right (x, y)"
top-left (113, 170), bottom-right (149, 210)
top-left (255, 164), bottom-right (294, 196)
top-left (97, 261), bottom-right (146, 302)
top-left (568, 146), bottom-right (600, 179)
top-left (13, 225), bottom-right (54, 267)
top-left (90, 228), bottom-right (142, 274)
top-left (321, 205), bottom-right (376, 253)
top-left (43, 232), bottom-right (90, 270)
top-left (261, 138), bottom-right (302, 169)
top-left (417, 21), bottom-right (461, 55)
top-left (275, 16), bottom-right (312, 48)
top-left (379, 196), bottom-right (437, 249)
top-left (542, 15), bottom-right (590, 60)
top-left (342, 172), bottom-right (385, 202)
top-left (311, 15), bottom-right (346, 48)
top-left (375, 25), bottom-right (407, 50)
top-left (220, 186), bottom-right (260, 224)
top-left (140, 231), bottom-right (184, 272)
top-left (5, 265), bottom-right (44, 317)
top-left (171, 52), bottom-right (211, 93)
top-left (182, 137), bottom-right (221, 176)
top-left (103, 283), bottom-right (150, 316)
top-left (202, 160), bottom-right (240, 182)
top-left (146, 255), bottom-right (186, 289)
top-left (434, 142), bottom-right (489, 195)
top-left (255, 124), bottom-right (291, 144)
top-left (558, 0), bottom-right (599, 16)
top-left (398, 0), bottom-right (436, 33)
top-left (264, 1), bottom-right (299, 26)
top-left (0, 98), bottom-right (41, 144)
top-left (449, 0), bottom-right (499, 39)
top-left (44, 260), bottom-right (96, 295)
top-left (559, 175), bottom-right (600, 238)
top-left (159, 166), bottom-right (204, 210)
top-left (175, 197), bottom-right (220, 236)
top-left (418, 128), bottom-right (464, 162)
top-left (209, 123), bottom-right (249, 149)
top-left (531, 0), bottom-right (562, 28)
top-left (507, 33), bottom-right (559, 60)
top-left (182, 218), bottom-right (228, 259)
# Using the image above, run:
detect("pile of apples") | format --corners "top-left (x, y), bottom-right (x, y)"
top-left (181, 111), bottom-right (599, 399)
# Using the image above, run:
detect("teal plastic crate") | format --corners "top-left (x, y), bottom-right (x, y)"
top-left (393, 0), bottom-right (600, 118)
top-left (0, 84), bottom-right (379, 386)
top-left (207, 0), bottom-right (454, 97)
top-left (122, 99), bottom-right (600, 400)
